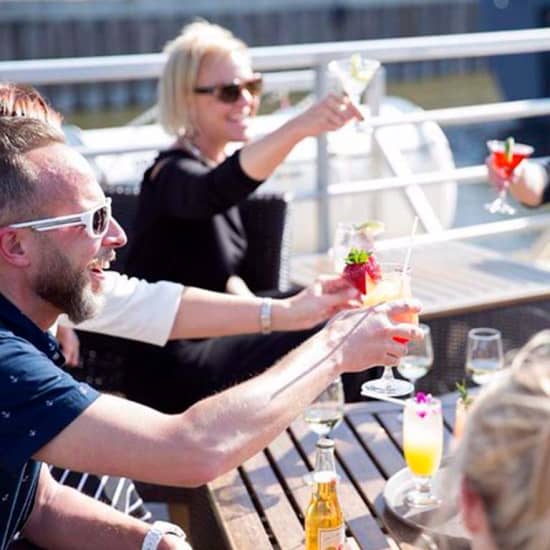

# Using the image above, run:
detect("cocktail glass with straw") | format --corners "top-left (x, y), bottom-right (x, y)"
top-left (360, 218), bottom-right (420, 397)
top-left (485, 137), bottom-right (533, 215)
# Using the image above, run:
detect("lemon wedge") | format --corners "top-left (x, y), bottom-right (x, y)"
top-left (350, 53), bottom-right (375, 83)
top-left (353, 220), bottom-right (385, 236)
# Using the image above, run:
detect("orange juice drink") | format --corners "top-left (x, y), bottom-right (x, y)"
top-left (403, 396), bottom-right (443, 478)
top-left (363, 264), bottom-right (419, 328)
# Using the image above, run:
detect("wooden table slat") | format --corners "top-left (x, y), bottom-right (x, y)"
top-left (345, 409), bottom-right (406, 479)
top-left (241, 449), bottom-right (305, 550)
top-left (207, 468), bottom-right (274, 550)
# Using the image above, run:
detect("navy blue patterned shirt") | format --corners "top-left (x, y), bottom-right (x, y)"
top-left (0, 293), bottom-right (99, 549)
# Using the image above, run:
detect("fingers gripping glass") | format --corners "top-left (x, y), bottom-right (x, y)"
top-left (194, 75), bottom-right (263, 104)
top-left (9, 198), bottom-right (112, 239)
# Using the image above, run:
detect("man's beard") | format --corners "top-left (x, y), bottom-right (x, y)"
top-left (34, 239), bottom-right (104, 324)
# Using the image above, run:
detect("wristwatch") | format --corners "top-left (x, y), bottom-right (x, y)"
top-left (141, 520), bottom-right (186, 550)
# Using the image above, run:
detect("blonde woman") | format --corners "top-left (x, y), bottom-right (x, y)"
top-left (123, 21), bottom-right (363, 412)
top-left (449, 330), bottom-right (550, 550)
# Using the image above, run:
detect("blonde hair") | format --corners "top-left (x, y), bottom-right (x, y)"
top-left (452, 330), bottom-right (550, 549)
top-left (158, 21), bottom-right (249, 137)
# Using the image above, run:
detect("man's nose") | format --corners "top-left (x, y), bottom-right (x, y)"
top-left (102, 217), bottom-right (127, 249)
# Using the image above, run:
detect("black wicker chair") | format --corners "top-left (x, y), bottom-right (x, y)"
top-left (72, 190), bottom-right (293, 394)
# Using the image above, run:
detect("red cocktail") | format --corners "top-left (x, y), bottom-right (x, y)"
top-left (486, 139), bottom-right (534, 215)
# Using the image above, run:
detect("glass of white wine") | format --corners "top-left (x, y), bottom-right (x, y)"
top-left (465, 327), bottom-right (504, 385)
top-left (303, 376), bottom-right (344, 484)
top-left (397, 324), bottom-right (434, 394)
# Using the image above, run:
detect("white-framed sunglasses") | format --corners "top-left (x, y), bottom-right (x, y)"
top-left (9, 198), bottom-right (112, 239)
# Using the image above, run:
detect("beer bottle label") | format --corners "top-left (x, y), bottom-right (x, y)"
top-left (318, 524), bottom-right (345, 550)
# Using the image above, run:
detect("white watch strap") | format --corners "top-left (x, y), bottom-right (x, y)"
top-left (141, 520), bottom-right (186, 550)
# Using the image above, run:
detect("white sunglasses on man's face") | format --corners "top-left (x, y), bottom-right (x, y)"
top-left (9, 198), bottom-right (112, 239)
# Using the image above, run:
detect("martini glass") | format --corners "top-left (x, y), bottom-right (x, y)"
top-left (485, 139), bottom-right (533, 215)
top-left (328, 54), bottom-right (380, 125)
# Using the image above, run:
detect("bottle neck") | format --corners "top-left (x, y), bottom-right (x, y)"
top-left (314, 444), bottom-right (337, 474)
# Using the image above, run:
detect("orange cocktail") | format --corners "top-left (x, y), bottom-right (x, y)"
top-left (361, 262), bottom-right (418, 396)
top-left (363, 263), bottom-right (418, 338)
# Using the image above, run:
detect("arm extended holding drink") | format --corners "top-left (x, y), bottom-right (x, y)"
top-left (35, 300), bottom-right (422, 487)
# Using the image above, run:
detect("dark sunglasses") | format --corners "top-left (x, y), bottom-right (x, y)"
top-left (194, 75), bottom-right (263, 104)
top-left (9, 198), bottom-right (112, 239)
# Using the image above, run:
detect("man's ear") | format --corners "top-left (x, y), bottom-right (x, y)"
top-left (0, 229), bottom-right (32, 267)
top-left (460, 476), bottom-right (488, 534)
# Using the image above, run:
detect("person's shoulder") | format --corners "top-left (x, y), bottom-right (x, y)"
top-left (145, 148), bottom-right (202, 182)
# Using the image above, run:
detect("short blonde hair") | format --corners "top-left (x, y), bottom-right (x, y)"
top-left (451, 330), bottom-right (550, 549)
top-left (158, 21), bottom-right (249, 137)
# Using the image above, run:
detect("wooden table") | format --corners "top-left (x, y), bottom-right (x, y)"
top-left (290, 241), bottom-right (550, 319)
top-left (194, 395), bottom-right (469, 550)
top-left (291, 241), bottom-right (550, 396)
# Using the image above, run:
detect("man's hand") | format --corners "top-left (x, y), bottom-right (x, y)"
top-left (274, 275), bottom-right (361, 331)
top-left (327, 300), bottom-right (423, 373)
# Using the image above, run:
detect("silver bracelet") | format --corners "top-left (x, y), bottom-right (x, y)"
top-left (260, 297), bottom-right (273, 335)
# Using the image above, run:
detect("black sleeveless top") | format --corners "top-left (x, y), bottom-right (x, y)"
top-left (124, 148), bottom-right (263, 292)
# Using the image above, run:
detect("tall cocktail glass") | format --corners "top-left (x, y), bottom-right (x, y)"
top-left (361, 263), bottom-right (418, 397)
top-left (485, 139), bottom-right (533, 215)
top-left (403, 395), bottom-right (443, 507)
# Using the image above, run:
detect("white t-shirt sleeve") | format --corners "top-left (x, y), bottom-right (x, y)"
top-left (58, 271), bottom-right (183, 347)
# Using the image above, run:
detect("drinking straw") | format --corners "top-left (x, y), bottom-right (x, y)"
top-left (402, 216), bottom-right (419, 274)
top-left (360, 389), bottom-right (406, 407)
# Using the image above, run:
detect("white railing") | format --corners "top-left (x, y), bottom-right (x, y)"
top-left (1, 28), bottom-right (549, 251)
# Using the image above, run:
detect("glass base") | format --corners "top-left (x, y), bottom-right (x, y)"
top-left (484, 197), bottom-right (515, 215)
top-left (362, 377), bottom-right (413, 397)
top-left (404, 488), bottom-right (442, 508)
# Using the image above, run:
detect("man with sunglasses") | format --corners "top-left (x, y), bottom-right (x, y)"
top-left (0, 115), bottom-right (421, 548)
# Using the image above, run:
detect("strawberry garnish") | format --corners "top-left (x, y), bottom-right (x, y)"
top-left (342, 247), bottom-right (380, 294)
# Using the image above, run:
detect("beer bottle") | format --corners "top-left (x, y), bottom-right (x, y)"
top-left (305, 437), bottom-right (345, 550)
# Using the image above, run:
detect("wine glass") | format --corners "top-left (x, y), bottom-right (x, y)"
top-left (403, 395), bottom-right (443, 507)
top-left (397, 323), bottom-right (434, 395)
top-left (465, 327), bottom-right (504, 385)
top-left (360, 263), bottom-right (417, 397)
top-left (331, 221), bottom-right (383, 273)
top-left (328, 54), bottom-right (380, 107)
top-left (485, 139), bottom-right (533, 215)
top-left (303, 376), bottom-right (344, 484)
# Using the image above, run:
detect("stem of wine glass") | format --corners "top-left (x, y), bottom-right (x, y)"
top-left (412, 474), bottom-right (435, 500)
top-left (380, 366), bottom-right (396, 388)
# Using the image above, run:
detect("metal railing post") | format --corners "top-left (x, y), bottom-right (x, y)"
top-left (315, 61), bottom-right (331, 253)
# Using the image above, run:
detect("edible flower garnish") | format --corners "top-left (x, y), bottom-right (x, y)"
top-left (415, 392), bottom-right (432, 404)
top-left (414, 392), bottom-right (435, 418)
